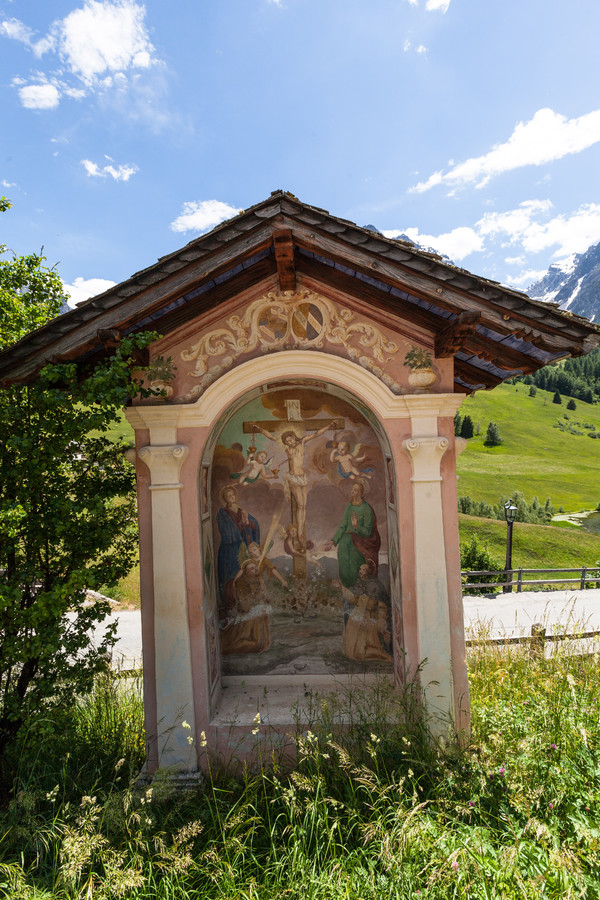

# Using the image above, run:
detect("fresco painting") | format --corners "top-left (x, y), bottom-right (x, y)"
top-left (210, 387), bottom-right (397, 676)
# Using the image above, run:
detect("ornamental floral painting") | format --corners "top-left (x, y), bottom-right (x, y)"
top-left (210, 386), bottom-right (397, 676)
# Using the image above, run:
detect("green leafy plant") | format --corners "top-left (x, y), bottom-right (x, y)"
top-left (0, 199), bottom-right (156, 773)
top-left (403, 345), bottom-right (433, 370)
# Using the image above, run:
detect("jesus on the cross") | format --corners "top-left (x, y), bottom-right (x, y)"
top-left (254, 420), bottom-right (336, 544)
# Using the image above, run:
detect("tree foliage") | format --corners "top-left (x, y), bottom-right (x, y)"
top-left (518, 351), bottom-right (599, 405)
top-left (460, 414), bottom-right (474, 439)
top-left (0, 198), bottom-right (155, 763)
top-left (458, 490), bottom-right (556, 525)
top-left (484, 421), bottom-right (502, 446)
top-left (460, 534), bottom-right (501, 594)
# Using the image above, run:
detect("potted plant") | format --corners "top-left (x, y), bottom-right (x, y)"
top-left (147, 355), bottom-right (177, 399)
top-left (403, 345), bottom-right (438, 392)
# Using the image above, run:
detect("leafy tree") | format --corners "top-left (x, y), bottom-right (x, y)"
top-left (567, 398), bottom-right (577, 410)
top-left (553, 391), bottom-right (562, 404)
top-left (484, 422), bottom-right (502, 446)
top-left (529, 384), bottom-right (537, 397)
top-left (460, 414), bottom-right (474, 439)
top-left (0, 199), bottom-right (156, 766)
top-left (460, 535), bottom-right (501, 595)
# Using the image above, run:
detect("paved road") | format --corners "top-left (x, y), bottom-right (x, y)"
top-left (463, 588), bottom-right (600, 639)
top-left (97, 588), bottom-right (600, 669)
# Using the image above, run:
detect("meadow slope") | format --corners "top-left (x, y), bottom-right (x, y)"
top-left (456, 382), bottom-right (600, 511)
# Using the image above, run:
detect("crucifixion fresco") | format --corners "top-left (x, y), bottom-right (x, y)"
top-left (208, 387), bottom-right (396, 677)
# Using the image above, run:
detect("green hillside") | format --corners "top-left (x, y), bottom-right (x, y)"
top-left (456, 382), bottom-right (600, 512)
top-left (459, 514), bottom-right (600, 572)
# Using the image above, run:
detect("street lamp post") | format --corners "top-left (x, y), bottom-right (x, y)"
top-left (503, 501), bottom-right (518, 593)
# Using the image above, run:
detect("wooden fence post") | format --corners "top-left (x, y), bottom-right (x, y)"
top-left (581, 567), bottom-right (587, 590)
top-left (530, 623), bottom-right (546, 659)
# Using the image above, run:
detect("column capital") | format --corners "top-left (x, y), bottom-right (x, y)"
top-left (402, 436), bottom-right (449, 483)
top-left (138, 444), bottom-right (189, 490)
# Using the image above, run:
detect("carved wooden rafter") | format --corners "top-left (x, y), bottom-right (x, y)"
top-left (97, 327), bottom-right (121, 348)
top-left (459, 334), bottom-right (539, 373)
top-left (272, 228), bottom-right (296, 292)
top-left (435, 312), bottom-right (481, 357)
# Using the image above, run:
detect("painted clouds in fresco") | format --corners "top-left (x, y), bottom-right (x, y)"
top-left (1, 0), bottom-right (159, 110)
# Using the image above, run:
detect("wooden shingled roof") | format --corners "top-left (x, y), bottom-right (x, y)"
top-left (1, 190), bottom-right (599, 393)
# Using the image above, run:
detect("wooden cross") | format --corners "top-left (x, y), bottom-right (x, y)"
top-left (242, 400), bottom-right (344, 579)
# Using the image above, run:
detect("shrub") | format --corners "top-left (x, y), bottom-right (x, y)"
top-left (484, 422), bottom-right (502, 446)
top-left (460, 534), bottom-right (501, 594)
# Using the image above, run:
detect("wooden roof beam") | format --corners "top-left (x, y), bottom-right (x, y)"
top-left (453, 358), bottom-right (504, 390)
top-left (435, 312), bottom-right (481, 357)
top-left (290, 223), bottom-right (589, 347)
top-left (272, 228), bottom-right (296, 291)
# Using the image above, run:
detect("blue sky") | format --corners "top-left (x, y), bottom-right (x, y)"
top-left (2, 0), bottom-right (600, 306)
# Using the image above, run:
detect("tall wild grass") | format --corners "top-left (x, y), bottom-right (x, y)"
top-left (2, 636), bottom-right (600, 898)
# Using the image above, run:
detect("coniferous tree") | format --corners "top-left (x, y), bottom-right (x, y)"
top-left (567, 398), bottom-right (577, 410)
top-left (484, 422), bottom-right (502, 446)
top-left (553, 391), bottom-right (562, 404)
top-left (460, 414), bottom-right (474, 439)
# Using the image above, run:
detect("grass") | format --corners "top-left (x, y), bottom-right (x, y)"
top-left (2, 638), bottom-right (600, 898)
top-left (104, 562), bottom-right (141, 609)
top-left (459, 513), bottom-right (600, 572)
top-left (456, 382), bottom-right (600, 511)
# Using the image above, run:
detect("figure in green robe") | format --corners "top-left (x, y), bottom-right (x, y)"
top-left (325, 482), bottom-right (381, 588)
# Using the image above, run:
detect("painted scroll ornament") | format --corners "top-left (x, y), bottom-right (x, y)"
top-left (177, 289), bottom-right (401, 401)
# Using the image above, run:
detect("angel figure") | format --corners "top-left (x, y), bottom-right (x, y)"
top-left (330, 440), bottom-right (373, 480)
top-left (233, 448), bottom-right (278, 485)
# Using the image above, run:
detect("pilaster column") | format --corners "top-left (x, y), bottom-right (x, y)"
top-left (402, 432), bottom-right (453, 726)
top-left (138, 443), bottom-right (196, 770)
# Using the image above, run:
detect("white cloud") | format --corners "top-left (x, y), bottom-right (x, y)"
top-left (505, 268), bottom-right (547, 289)
top-left (382, 200), bottom-right (600, 274)
top-left (415, 44), bottom-right (427, 54)
top-left (63, 276), bottom-right (116, 307)
top-left (383, 225), bottom-right (483, 261)
top-left (81, 157), bottom-right (138, 181)
top-left (477, 200), bottom-right (600, 260)
top-left (18, 82), bottom-right (60, 109)
top-left (426, 0), bottom-right (451, 11)
top-left (0, 17), bottom-right (34, 44)
top-left (170, 200), bottom-right (243, 234)
top-left (58, 0), bottom-right (155, 85)
top-left (1, 180), bottom-right (17, 189)
top-left (477, 200), bottom-right (553, 241)
top-left (2, 1), bottom-right (158, 111)
top-left (410, 107), bottom-right (600, 192)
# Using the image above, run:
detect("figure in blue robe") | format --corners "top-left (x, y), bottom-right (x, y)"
top-left (216, 485), bottom-right (260, 602)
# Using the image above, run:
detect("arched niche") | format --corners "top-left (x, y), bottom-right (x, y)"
top-left (199, 378), bottom-right (404, 716)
